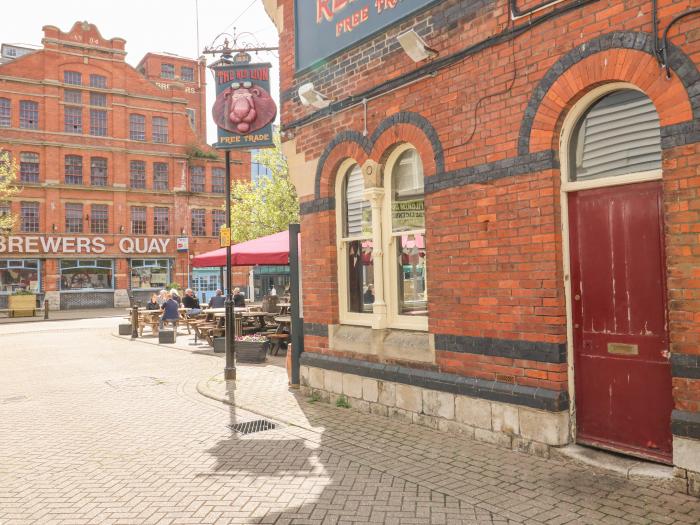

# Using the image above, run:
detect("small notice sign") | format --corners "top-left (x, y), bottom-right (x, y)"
top-left (219, 227), bottom-right (232, 247)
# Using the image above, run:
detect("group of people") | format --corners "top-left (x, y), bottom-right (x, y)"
top-left (144, 287), bottom-right (247, 328)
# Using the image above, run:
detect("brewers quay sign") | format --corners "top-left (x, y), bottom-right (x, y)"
top-left (295, 0), bottom-right (443, 71)
top-left (0, 236), bottom-right (172, 255)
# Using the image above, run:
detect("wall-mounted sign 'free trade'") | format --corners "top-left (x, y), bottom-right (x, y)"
top-left (212, 60), bottom-right (277, 149)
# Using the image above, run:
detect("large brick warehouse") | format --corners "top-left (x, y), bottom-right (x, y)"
top-left (0, 22), bottom-right (249, 310)
top-left (264, 0), bottom-right (700, 493)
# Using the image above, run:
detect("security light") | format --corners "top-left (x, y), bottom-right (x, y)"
top-left (298, 82), bottom-right (331, 109)
top-left (397, 30), bottom-right (437, 62)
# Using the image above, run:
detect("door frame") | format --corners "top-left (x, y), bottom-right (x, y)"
top-left (558, 82), bottom-right (664, 442)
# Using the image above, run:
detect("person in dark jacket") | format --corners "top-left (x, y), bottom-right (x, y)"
top-left (145, 293), bottom-right (160, 310)
top-left (233, 287), bottom-right (246, 308)
top-left (160, 293), bottom-right (180, 329)
top-left (182, 288), bottom-right (201, 315)
top-left (209, 289), bottom-right (225, 308)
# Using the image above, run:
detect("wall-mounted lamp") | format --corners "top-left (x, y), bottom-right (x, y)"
top-left (397, 30), bottom-right (438, 62)
top-left (52, 224), bottom-right (57, 232)
top-left (119, 225), bottom-right (125, 233)
top-left (298, 82), bottom-right (331, 109)
top-left (85, 214), bottom-right (90, 222)
top-left (180, 227), bottom-right (186, 235)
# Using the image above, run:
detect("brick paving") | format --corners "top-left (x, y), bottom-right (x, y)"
top-left (0, 319), bottom-right (699, 524)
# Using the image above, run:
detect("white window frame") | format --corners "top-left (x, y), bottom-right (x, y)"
top-left (382, 144), bottom-right (428, 331)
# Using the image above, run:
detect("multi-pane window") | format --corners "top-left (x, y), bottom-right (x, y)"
top-left (191, 209), bottom-right (206, 236)
top-left (152, 117), bottom-right (168, 143)
top-left (64, 155), bottom-right (83, 185)
top-left (131, 206), bottom-right (147, 235)
top-left (20, 202), bottom-right (39, 233)
top-left (19, 152), bottom-right (39, 183)
top-left (181, 66), bottom-right (194, 82)
top-left (0, 98), bottom-right (10, 127)
top-left (153, 162), bottom-right (168, 190)
top-left (129, 114), bottom-right (145, 141)
top-left (0, 201), bottom-right (10, 219)
top-left (64, 106), bottom-right (82, 133)
top-left (90, 157), bottom-right (108, 186)
top-left (189, 166), bottom-right (205, 192)
top-left (64, 71), bottom-right (82, 85)
top-left (129, 160), bottom-right (146, 189)
top-left (64, 89), bottom-right (82, 104)
top-left (89, 74), bottom-right (107, 88)
top-left (160, 63), bottom-right (175, 79)
top-left (90, 109), bottom-right (107, 136)
top-left (211, 209), bottom-right (226, 236)
top-left (211, 167), bottom-right (225, 193)
top-left (90, 204), bottom-right (108, 234)
top-left (89, 92), bottom-right (106, 107)
top-left (65, 203), bottom-right (83, 233)
top-left (19, 101), bottom-right (38, 129)
top-left (153, 207), bottom-right (169, 235)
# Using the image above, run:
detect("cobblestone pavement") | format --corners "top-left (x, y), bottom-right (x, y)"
top-left (1, 320), bottom-right (699, 524)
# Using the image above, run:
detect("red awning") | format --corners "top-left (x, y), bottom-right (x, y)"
top-left (191, 230), bottom-right (296, 268)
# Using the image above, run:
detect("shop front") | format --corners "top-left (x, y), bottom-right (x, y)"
top-left (129, 258), bottom-right (172, 305)
top-left (59, 259), bottom-right (115, 309)
top-left (0, 258), bottom-right (42, 309)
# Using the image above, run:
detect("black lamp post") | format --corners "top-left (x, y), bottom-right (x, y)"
top-left (224, 149), bottom-right (236, 381)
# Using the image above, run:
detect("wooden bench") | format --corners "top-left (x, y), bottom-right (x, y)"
top-left (267, 333), bottom-right (289, 356)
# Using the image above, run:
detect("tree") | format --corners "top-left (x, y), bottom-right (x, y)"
top-left (0, 151), bottom-right (19, 233)
top-left (230, 135), bottom-right (299, 243)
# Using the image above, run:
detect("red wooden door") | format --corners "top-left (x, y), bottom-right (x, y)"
top-left (569, 181), bottom-right (673, 463)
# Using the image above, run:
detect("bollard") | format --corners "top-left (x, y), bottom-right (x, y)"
top-left (131, 305), bottom-right (139, 339)
top-left (44, 299), bottom-right (49, 320)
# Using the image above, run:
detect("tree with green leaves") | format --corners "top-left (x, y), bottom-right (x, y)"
top-left (0, 151), bottom-right (19, 233)
top-left (230, 135), bottom-right (299, 243)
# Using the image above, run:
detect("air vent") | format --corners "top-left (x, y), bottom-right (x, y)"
top-left (228, 419), bottom-right (277, 435)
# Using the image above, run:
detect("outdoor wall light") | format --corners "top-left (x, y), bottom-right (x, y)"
top-left (397, 30), bottom-right (437, 62)
top-left (52, 224), bottom-right (57, 232)
top-left (298, 82), bottom-right (331, 109)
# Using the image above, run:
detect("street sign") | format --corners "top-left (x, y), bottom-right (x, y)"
top-left (219, 227), bottom-right (232, 247)
top-left (211, 60), bottom-right (277, 149)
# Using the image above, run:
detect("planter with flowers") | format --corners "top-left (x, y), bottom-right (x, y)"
top-left (235, 334), bottom-right (269, 363)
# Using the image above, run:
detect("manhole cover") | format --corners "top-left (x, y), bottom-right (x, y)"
top-left (105, 377), bottom-right (165, 389)
top-left (228, 419), bottom-right (277, 435)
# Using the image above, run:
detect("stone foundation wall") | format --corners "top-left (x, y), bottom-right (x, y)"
top-left (300, 364), bottom-right (570, 458)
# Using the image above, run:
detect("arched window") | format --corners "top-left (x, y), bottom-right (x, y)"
top-left (388, 148), bottom-right (427, 318)
top-left (338, 163), bottom-right (373, 316)
top-left (570, 89), bottom-right (661, 182)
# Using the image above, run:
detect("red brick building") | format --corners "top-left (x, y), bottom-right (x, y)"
top-left (266, 0), bottom-right (700, 492)
top-left (0, 22), bottom-right (249, 310)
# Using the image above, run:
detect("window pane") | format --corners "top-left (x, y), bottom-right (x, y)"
top-left (131, 206), bottom-right (146, 235)
top-left (60, 261), bottom-right (113, 290)
top-left (0, 98), bottom-right (10, 127)
top-left (129, 114), bottom-right (145, 141)
top-left (19, 101), bottom-right (38, 129)
top-left (160, 63), bottom-right (175, 79)
top-left (152, 117), bottom-right (168, 143)
top-left (571, 89), bottom-right (662, 182)
top-left (90, 157), bottom-right (108, 186)
top-left (130, 160), bottom-right (146, 189)
top-left (211, 209), bottom-right (225, 235)
top-left (0, 201), bottom-right (10, 218)
top-left (189, 166), bottom-right (205, 192)
top-left (89, 92), bottom-right (106, 107)
top-left (211, 167), bottom-right (225, 193)
top-left (396, 233), bottom-right (427, 316)
top-left (64, 71), bottom-right (82, 85)
top-left (19, 152), bottom-right (39, 183)
top-left (131, 259), bottom-right (169, 289)
top-left (89, 109), bottom-right (107, 136)
top-left (20, 202), bottom-right (39, 233)
top-left (344, 164), bottom-right (370, 237)
top-left (191, 209), bottom-right (206, 236)
top-left (346, 240), bottom-right (374, 314)
top-left (181, 66), bottom-right (194, 82)
top-left (154, 207), bottom-right (169, 235)
top-left (64, 106), bottom-right (82, 133)
top-left (65, 203), bottom-right (83, 233)
top-left (153, 162), bottom-right (168, 190)
top-left (64, 89), bottom-right (82, 104)
top-left (90, 204), bottom-right (108, 234)
top-left (89, 74), bottom-right (107, 88)
top-left (65, 155), bottom-right (83, 185)
top-left (391, 149), bottom-right (425, 232)
top-left (0, 261), bottom-right (40, 293)
top-left (186, 108), bottom-right (196, 129)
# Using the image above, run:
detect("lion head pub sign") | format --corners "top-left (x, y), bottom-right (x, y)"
top-left (212, 53), bottom-right (277, 149)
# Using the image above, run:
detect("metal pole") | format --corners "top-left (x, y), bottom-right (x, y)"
top-left (43, 299), bottom-right (49, 320)
top-left (289, 223), bottom-right (303, 387)
top-left (131, 305), bottom-right (139, 339)
top-left (224, 149), bottom-right (236, 381)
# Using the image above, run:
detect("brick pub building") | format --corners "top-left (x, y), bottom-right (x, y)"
top-left (265, 0), bottom-right (700, 493)
top-left (0, 22), bottom-right (249, 310)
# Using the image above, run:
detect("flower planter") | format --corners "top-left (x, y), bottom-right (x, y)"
top-left (236, 340), bottom-right (269, 363)
top-left (9, 294), bottom-right (36, 317)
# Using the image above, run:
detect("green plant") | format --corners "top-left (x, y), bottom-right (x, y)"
top-left (186, 145), bottom-right (219, 160)
top-left (335, 395), bottom-right (350, 409)
top-left (308, 391), bottom-right (321, 403)
top-left (166, 283), bottom-right (180, 290)
top-left (11, 290), bottom-right (35, 296)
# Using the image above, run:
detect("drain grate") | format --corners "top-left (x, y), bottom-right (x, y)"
top-left (228, 419), bottom-right (277, 435)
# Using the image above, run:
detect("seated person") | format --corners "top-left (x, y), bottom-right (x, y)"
top-left (170, 289), bottom-right (182, 305)
top-left (145, 293), bottom-right (160, 310)
top-left (208, 289), bottom-right (225, 308)
top-left (363, 284), bottom-right (375, 304)
top-left (182, 288), bottom-right (202, 316)
top-left (233, 287), bottom-right (246, 308)
top-left (159, 293), bottom-right (180, 329)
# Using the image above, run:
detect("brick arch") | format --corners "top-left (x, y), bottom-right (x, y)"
top-left (315, 130), bottom-right (371, 200)
top-left (518, 31), bottom-right (699, 156)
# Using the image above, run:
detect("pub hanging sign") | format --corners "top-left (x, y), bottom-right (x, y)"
top-left (211, 57), bottom-right (277, 149)
top-left (295, 0), bottom-right (444, 71)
